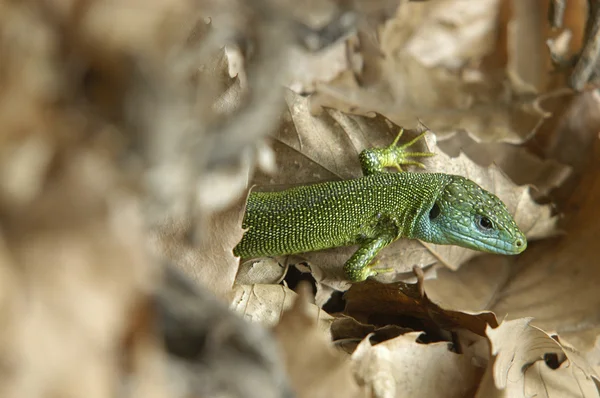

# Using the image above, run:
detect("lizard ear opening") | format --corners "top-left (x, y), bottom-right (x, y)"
top-left (429, 203), bottom-right (441, 220)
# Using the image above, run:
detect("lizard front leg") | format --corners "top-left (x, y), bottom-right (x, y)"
top-left (343, 231), bottom-right (397, 282)
top-left (359, 129), bottom-right (435, 176)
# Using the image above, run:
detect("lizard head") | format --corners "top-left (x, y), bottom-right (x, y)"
top-left (414, 175), bottom-right (527, 254)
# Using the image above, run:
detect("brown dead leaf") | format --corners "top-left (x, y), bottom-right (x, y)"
top-left (345, 279), bottom-right (498, 338)
top-left (423, 256), bottom-right (513, 314)
top-left (352, 332), bottom-right (480, 398)
top-left (476, 318), bottom-right (600, 397)
top-left (273, 285), bottom-right (367, 398)
top-left (331, 316), bottom-right (414, 354)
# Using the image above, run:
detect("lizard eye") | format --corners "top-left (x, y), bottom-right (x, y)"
top-left (477, 215), bottom-right (494, 230)
top-left (429, 203), bottom-right (441, 220)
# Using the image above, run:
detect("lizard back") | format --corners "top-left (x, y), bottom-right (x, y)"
top-left (233, 172), bottom-right (451, 258)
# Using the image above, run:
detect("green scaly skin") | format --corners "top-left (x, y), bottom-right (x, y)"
top-left (233, 130), bottom-right (527, 282)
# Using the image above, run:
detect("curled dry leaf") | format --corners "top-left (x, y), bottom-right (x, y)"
top-left (344, 280), bottom-right (499, 338)
top-left (352, 332), bottom-right (479, 398)
top-left (331, 316), bottom-right (414, 354)
top-left (477, 318), bottom-right (600, 397)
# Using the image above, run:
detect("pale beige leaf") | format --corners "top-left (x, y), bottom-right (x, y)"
top-left (351, 332), bottom-right (479, 398)
top-left (230, 284), bottom-right (297, 327)
top-left (235, 257), bottom-right (287, 285)
top-left (436, 131), bottom-right (572, 197)
top-left (230, 284), bottom-right (334, 331)
top-left (480, 319), bottom-right (600, 397)
top-left (424, 256), bottom-right (513, 313)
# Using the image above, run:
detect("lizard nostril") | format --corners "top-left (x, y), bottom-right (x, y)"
top-left (516, 240), bottom-right (523, 247)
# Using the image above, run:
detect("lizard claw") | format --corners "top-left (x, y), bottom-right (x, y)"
top-left (364, 260), bottom-right (395, 279)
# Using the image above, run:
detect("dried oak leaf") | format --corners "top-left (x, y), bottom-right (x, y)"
top-left (151, 199), bottom-right (245, 300)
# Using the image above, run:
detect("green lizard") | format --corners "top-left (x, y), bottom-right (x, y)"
top-left (233, 130), bottom-right (527, 282)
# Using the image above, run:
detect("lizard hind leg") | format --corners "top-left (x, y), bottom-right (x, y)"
top-left (359, 129), bottom-right (436, 175)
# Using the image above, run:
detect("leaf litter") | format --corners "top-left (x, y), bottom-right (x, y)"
top-left (3, 0), bottom-right (600, 397)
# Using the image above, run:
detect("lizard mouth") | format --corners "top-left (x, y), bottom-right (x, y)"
top-left (444, 229), bottom-right (526, 255)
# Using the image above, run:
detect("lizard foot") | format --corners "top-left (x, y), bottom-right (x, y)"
top-left (359, 129), bottom-right (436, 175)
top-left (356, 260), bottom-right (395, 281)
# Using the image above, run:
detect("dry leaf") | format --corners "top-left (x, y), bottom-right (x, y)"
top-left (331, 316), bottom-right (414, 354)
top-left (344, 279), bottom-right (499, 338)
top-left (352, 332), bottom-right (480, 398)
top-left (230, 284), bottom-right (334, 331)
top-left (436, 130), bottom-right (572, 197)
top-left (477, 318), bottom-right (600, 397)
top-left (235, 257), bottom-right (288, 285)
